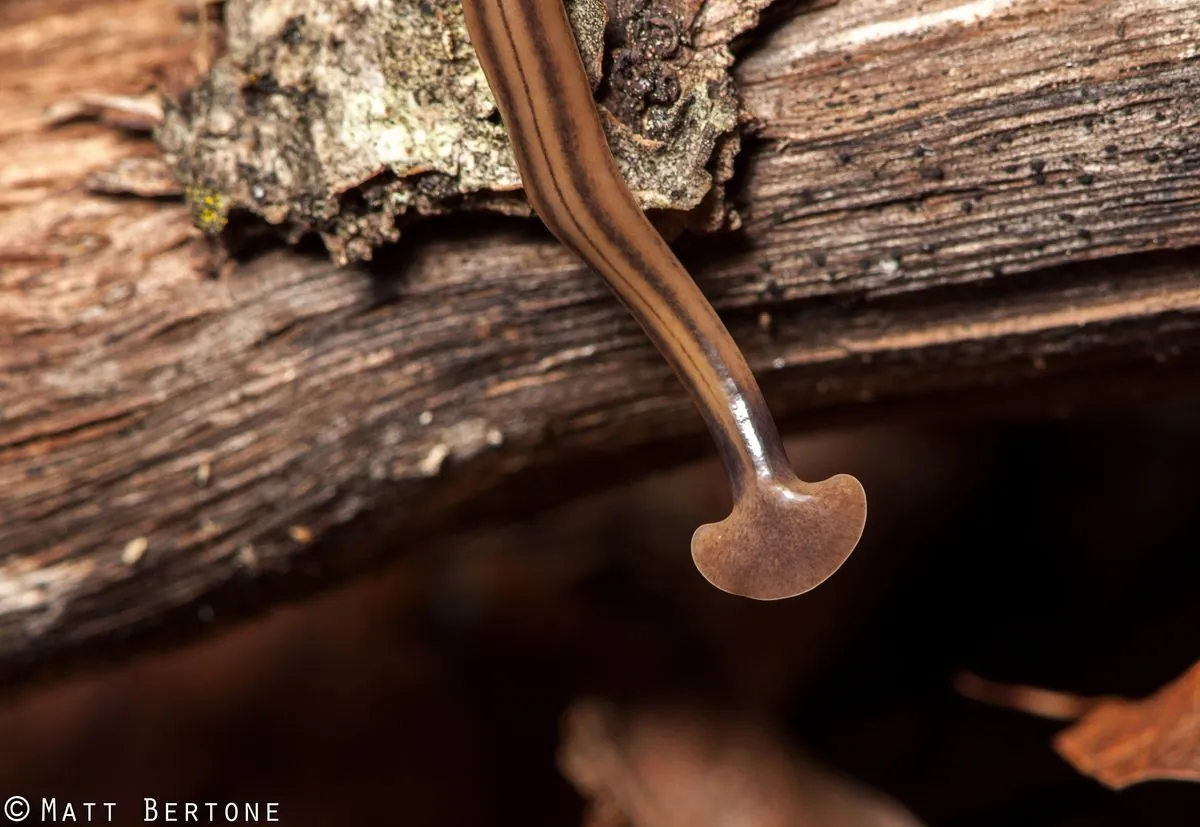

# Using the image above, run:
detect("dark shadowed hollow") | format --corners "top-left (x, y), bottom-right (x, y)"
top-left (0, 397), bottom-right (1197, 826)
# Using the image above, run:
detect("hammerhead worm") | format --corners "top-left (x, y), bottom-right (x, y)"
top-left (461, 0), bottom-right (867, 599)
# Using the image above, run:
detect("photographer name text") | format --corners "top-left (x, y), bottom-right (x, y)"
top-left (3, 797), bottom-right (279, 823)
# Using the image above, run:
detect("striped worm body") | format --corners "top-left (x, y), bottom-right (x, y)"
top-left (462, 0), bottom-right (866, 599)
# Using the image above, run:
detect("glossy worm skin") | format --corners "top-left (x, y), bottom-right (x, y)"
top-left (462, 0), bottom-right (867, 599)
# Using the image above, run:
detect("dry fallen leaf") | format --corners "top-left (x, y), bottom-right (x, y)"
top-left (957, 660), bottom-right (1200, 789)
top-left (1054, 660), bottom-right (1200, 789)
top-left (559, 699), bottom-right (926, 827)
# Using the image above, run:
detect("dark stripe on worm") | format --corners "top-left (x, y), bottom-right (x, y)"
top-left (460, 0), bottom-right (868, 600)
top-left (483, 0), bottom-right (738, 464)
top-left (497, 0), bottom-right (757, 467)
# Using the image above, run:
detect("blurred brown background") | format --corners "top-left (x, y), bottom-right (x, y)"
top-left (1, 398), bottom-right (1198, 825)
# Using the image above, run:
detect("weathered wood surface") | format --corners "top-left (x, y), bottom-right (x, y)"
top-left (2, 0), bottom-right (1199, 680)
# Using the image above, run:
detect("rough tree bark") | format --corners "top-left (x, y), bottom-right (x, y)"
top-left (2, 0), bottom-right (1199, 682)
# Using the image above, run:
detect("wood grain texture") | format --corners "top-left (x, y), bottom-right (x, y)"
top-left (2, 0), bottom-right (1199, 679)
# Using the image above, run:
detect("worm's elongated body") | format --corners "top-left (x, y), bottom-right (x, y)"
top-left (462, 0), bottom-right (866, 599)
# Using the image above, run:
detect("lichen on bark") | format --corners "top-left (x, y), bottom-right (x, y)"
top-left (156, 0), bottom-right (772, 264)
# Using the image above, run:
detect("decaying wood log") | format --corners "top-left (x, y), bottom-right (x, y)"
top-left (2, 0), bottom-right (1199, 681)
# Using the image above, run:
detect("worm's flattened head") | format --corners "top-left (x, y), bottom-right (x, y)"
top-left (691, 473), bottom-right (867, 600)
